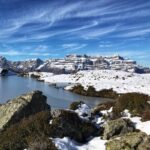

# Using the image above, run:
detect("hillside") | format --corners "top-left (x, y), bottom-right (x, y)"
top-left (33, 70), bottom-right (150, 96)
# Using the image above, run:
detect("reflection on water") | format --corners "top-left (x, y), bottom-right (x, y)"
top-left (0, 76), bottom-right (112, 109)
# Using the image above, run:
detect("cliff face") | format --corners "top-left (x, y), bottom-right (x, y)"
top-left (0, 55), bottom-right (149, 74)
top-left (0, 91), bottom-right (50, 130)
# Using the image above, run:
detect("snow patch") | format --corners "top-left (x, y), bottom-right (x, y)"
top-left (52, 137), bottom-right (106, 150)
top-left (122, 110), bottom-right (150, 135)
top-left (37, 70), bottom-right (150, 96)
top-left (75, 103), bottom-right (91, 120)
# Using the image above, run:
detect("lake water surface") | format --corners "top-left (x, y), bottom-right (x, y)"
top-left (0, 76), bottom-right (112, 109)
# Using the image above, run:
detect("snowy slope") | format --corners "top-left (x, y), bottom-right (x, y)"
top-left (37, 70), bottom-right (150, 96)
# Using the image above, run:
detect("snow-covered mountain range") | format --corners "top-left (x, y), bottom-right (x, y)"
top-left (0, 54), bottom-right (150, 74)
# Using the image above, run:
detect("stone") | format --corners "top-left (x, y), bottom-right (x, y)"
top-left (103, 118), bottom-right (135, 140)
top-left (106, 132), bottom-right (150, 150)
top-left (0, 91), bottom-right (50, 130)
top-left (50, 109), bottom-right (98, 143)
top-left (92, 101), bottom-right (115, 115)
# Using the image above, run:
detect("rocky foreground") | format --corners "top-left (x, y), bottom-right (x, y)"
top-left (0, 91), bottom-right (150, 150)
top-left (0, 91), bottom-right (50, 130)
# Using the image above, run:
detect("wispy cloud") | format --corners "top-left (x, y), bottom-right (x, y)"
top-left (99, 44), bottom-right (112, 48)
top-left (0, 0), bottom-right (149, 42)
top-left (0, 50), bottom-right (52, 56)
top-left (62, 43), bottom-right (87, 51)
top-left (0, 0), bottom-right (150, 65)
top-left (116, 28), bottom-right (150, 38)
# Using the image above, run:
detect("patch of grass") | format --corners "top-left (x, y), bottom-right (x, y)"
top-left (93, 101), bottom-right (115, 115)
top-left (112, 93), bottom-right (150, 119)
top-left (0, 111), bottom-right (57, 150)
top-left (97, 89), bottom-right (118, 99)
top-left (28, 136), bottom-right (56, 150)
top-left (71, 85), bottom-right (118, 99)
top-left (86, 86), bottom-right (96, 97)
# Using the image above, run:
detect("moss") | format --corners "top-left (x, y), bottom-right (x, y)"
top-left (106, 132), bottom-right (150, 150)
top-left (69, 101), bottom-right (84, 110)
top-left (103, 118), bottom-right (135, 140)
top-left (0, 111), bottom-right (57, 150)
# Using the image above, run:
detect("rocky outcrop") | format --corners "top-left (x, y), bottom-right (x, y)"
top-left (92, 101), bottom-right (115, 115)
top-left (0, 68), bottom-right (8, 76)
top-left (0, 56), bottom-right (10, 68)
top-left (0, 111), bottom-right (57, 150)
top-left (0, 68), bottom-right (16, 76)
top-left (103, 118), bottom-right (135, 140)
top-left (10, 58), bottom-right (43, 73)
top-left (106, 132), bottom-right (150, 150)
top-left (0, 91), bottom-right (50, 130)
top-left (50, 109), bottom-right (98, 143)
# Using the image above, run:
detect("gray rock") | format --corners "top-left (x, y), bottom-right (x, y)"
top-left (0, 91), bottom-right (50, 130)
top-left (103, 118), bottom-right (135, 140)
top-left (50, 109), bottom-right (98, 143)
top-left (106, 132), bottom-right (150, 150)
top-left (51, 109), bottom-right (64, 118)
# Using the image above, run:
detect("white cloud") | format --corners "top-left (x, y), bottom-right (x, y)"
top-left (99, 44), bottom-right (112, 48)
top-left (62, 43), bottom-right (87, 51)
top-left (117, 28), bottom-right (150, 38)
top-left (0, 50), bottom-right (51, 56)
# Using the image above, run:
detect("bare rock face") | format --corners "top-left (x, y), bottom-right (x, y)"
top-left (50, 109), bottom-right (98, 143)
top-left (106, 132), bottom-right (150, 150)
top-left (0, 91), bottom-right (50, 130)
top-left (103, 118), bottom-right (135, 140)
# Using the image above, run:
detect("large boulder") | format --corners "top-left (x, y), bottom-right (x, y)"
top-left (103, 118), bottom-right (135, 140)
top-left (106, 132), bottom-right (150, 150)
top-left (0, 68), bottom-right (16, 76)
top-left (0, 91), bottom-right (50, 130)
top-left (0, 68), bottom-right (8, 76)
top-left (50, 109), bottom-right (98, 143)
top-left (0, 111), bottom-right (57, 150)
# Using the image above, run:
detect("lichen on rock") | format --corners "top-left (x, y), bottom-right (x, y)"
top-left (106, 132), bottom-right (150, 150)
top-left (0, 90), bottom-right (50, 130)
top-left (103, 118), bottom-right (135, 140)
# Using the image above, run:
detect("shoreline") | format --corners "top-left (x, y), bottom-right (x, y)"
top-left (27, 70), bottom-right (150, 97)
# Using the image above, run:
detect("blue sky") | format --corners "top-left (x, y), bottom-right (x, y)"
top-left (0, 0), bottom-right (150, 66)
